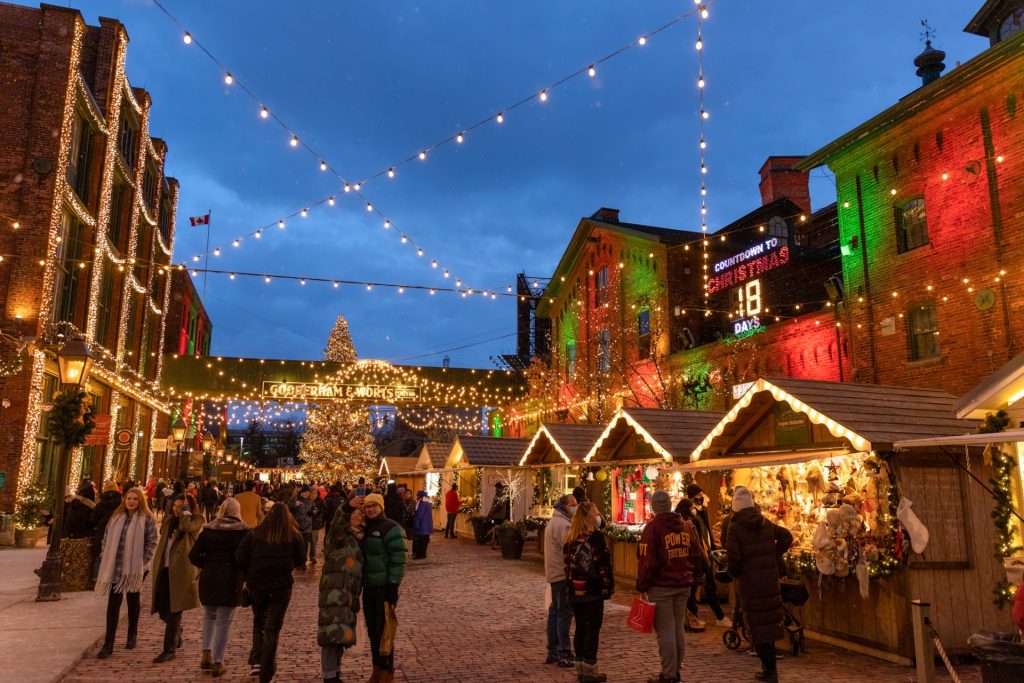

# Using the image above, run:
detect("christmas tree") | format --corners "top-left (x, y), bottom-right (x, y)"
top-left (298, 315), bottom-right (378, 479)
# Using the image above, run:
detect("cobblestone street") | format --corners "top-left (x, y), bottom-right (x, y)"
top-left (59, 535), bottom-right (981, 683)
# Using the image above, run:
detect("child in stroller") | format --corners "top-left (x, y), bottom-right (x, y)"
top-left (713, 549), bottom-right (808, 655)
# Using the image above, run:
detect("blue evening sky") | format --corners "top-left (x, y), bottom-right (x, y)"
top-left (43, 1), bottom-right (984, 366)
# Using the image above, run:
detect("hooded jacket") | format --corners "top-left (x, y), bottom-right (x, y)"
top-left (636, 511), bottom-right (704, 593)
top-left (188, 515), bottom-right (249, 607)
top-left (317, 506), bottom-right (363, 648)
top-left (544, 503), bottom-right (573, 583)
top-left (726, 506), bottom-right (794, 644)
top-left (289, 495), bottom-right (314, 534)
top-left (412, 499), bottom-right (433, 536)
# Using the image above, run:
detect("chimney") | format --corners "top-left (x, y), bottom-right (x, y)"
top-left (591, 207), bottom-right (620, 223)
top-left (914, 40), bottom-right (946, 86)
top-left (758, 157), bottom-right (810, 213)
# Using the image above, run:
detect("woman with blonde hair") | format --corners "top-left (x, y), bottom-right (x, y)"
top-left (94, 487), bottom-right (158, 659)
top-left (563, 501), bottom-right (614, 683)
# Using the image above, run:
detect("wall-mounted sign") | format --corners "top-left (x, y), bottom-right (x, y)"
top-left (732, 316), bottom-right (762, 336)
top-left (261, 381), bottom-right (421, 402)
top-left (732, 382), bottom-right (755, 400)
top-left (151, 438), bottom-right (167, 453)
top-left (708, 238), bottom-right (790, 294)
top-left (774, 404), bottom-right (811, 446)
top-left (85, 414), bottom-right (112, 446)
top-left (114, 428), bottom-right (134, 451)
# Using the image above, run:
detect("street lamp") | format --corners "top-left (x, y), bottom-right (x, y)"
top-left (37, 335), bottom-right (93, 602)
top-left (171, 420), bottom-right (188, 482)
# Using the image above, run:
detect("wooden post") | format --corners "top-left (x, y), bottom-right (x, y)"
top-left (911, 599), bottom-right (935, 683)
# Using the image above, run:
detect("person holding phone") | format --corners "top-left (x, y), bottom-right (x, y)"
top-left (359, 493), bottom-right (407, 682)
top-left (151, 493), bottom-right (202, 663)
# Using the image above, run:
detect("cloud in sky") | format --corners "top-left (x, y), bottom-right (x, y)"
top-left (46, 0), bottom-right (985, 365)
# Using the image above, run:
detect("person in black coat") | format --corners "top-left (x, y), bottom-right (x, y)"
top-left (65, 481), bottom-right (97, 539)
top-left (726, 486), bottom-right (794, 683)
top-left (235, 502), bottom-right (306, 683)
top-left (383, 482), bottom-right (405, 524)
top-left (90, 481), bottom-right (122, 577)
top-left (321, 483), bottom-right (344, 553)
top-left (200, 482), bottom-right (221, 520)
top-left (189, 498), bottom-right (249, 677)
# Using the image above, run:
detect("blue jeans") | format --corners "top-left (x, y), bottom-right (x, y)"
top-left (202, 605), bottom-right (237, 663)
top-left (546, 580), bottom-right (572, 658)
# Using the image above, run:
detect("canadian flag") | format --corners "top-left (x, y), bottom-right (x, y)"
top-left (189, 213), bottom-right (210, 227)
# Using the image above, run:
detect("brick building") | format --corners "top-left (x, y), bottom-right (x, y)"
top-left (0, 3), bottom-right (178, 509)
top-left (164, 269), bottom-right (211, 357)
top-left (799, 0), bottom-right (1024, 397)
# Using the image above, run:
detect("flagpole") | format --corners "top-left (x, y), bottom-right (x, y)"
top-left (203, 209), bottom-right (211, 298)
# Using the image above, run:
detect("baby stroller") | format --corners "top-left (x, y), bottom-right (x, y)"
top-left (720, 562), bottom-right (808, 657)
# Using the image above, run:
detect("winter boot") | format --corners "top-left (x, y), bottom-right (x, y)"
top-left (684, 611), bottom-right (706, 632)
top-left (124, 629), bottom-right (137, 650)
top-left (576, 660), bottom-right (584, 682)
top-left (380, 670), bottom-right (396, 683)
top-left (580, 662), bottom-right (607, 683)
top-left (754, 670), bottom-right (778, 682)
top-left (323, 678), bottom-right (341, 683)
top-left (96, 639), bottom-right (114, 659)
top-left (201, 650), bottom-right (213, 670)
top-left (366, 665), bottom-right (383, 683)
top-left (211, 662), bottom-right (226, 677)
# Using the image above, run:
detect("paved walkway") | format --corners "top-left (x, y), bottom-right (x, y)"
top-left (0, 547), bottom-right (106, 683)
top-left (56, 536), bottom-right (979, 682)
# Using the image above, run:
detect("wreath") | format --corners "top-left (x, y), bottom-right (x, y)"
top-left (47, 389), bottom-right (96, 447)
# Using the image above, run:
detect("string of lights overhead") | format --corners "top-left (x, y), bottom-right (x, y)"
top-left (696, 1), bottom-right (711, 312)
top-left (151, 0), bottom-right (714, 294)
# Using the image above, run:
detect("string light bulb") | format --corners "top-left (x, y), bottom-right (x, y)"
top-left (354, 183), bottom-right (361, 191)
top-left (254, 230), bottom-right (262, 238)
top-left (417, 248), bottom-right (424, 256)
top-left (588, 65), bottom-right (596, 77)
top-left (260, 106), bottom-right (269, 119)
top-left (496, 112), bottom-right (504, 124)
top-left (183, 31), bottom-right (192, 45)
top-left (320, 160), bottom-right (327, 171)
top-left (539, 90), bottom-right (548, 102)
top-left (384, 219), bottom-right (391, 229)
top-left (419, 150), bottom-right (427, 160)
top-left (300, 208), bottom-right (308, 217)
top-left (695, 38), bottom-right (703, 50)
top-left (366, 202), bottom-right (373, 212)
top-left (213, 248), bottom-right (221, 256)
top-left (343, 183), bottom-right (351, 193)
top-left (701, 6), bottom-right (709, 18)
top-left (232, 239), bottom-right (240, 247)
top-left (278, 219), bottom-right (285, 228)
top-left (328, 196), bottom-right (335, 206)
top-left (388, 167), bottom-right (395, 178)
top-left (290, 135), bottom-right (299, 147)
top-left (638, 36), bottom-right (647, 46)
top-left (224, 72), bottom-right (233, 84)
top-left (400, 235), bottom-right (408, 243)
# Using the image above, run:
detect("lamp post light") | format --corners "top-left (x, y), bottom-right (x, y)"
top-left (37, 335), bottom-right (93, 602)
top-left (172, 421), bottom-right (187, 482)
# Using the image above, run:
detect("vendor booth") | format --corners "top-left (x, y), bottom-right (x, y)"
top-left (378, 454), bottom-right (422, 492)
top-left (519, 423), bottom-right (606, 514)
top-left (583, 407), bottom-right (723, 583)
top-left (438, 435), bottom-right (530, 539)
top-left (685, 376), bottom-right (1009, 663)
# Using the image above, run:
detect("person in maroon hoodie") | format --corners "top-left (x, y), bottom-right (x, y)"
top-left (636, 490), bottom-right (704, 683)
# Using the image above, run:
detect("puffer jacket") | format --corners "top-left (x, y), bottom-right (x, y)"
top-left (636, 511), bottom-right (704, 593)
top-left (726, 506), bottom-right (794, 645)
top-left (413, 500), bottom-right (433, 536)
top-left (188, 515), bottom-right (249, 607)
top-left (359, 515), bottom-right (407, 588)
top-left (317, 507), bottom-right (363, 648)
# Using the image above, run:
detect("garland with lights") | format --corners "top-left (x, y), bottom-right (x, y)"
top-left (979, 410), bottom-right (1022, 607)
top-left (47, 389), bottom-right (97, 448)
top-left (603, 522), bottom-right (644, 544)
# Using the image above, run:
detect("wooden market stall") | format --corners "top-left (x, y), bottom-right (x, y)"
top-left (439, 435), bottom-right (530, 539)
top-left (684, 376), bottom-right (1009, 663)
top-left (519, 423), bottom-right (606, 515)
top-left (583, 407), bottom-right (723, 583)
top-left (417, 440), bottom-right (452, 531)
top-left (378, 454), bottom-right (423, 492)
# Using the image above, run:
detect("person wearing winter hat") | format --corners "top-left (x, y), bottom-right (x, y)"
top-left (359, 491), bottom-right (406, 682)
top-left (681, 484), bottom-right (729, 628)
top-left (726, 486), bottom-right (793, 682)
top-left (189, 497), bottom-right (249, 676)
top-left (637, 491), bottom-right (704, 683)
top-left (411, 490), bottom-right (433, 559)
top-left (289, 485), bottom-right (315, 568)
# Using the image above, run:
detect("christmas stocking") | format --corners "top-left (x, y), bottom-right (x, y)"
top-left (855, 558), bottom-right (869, 599)
top-left (897, 496), bottom-right (929, 554)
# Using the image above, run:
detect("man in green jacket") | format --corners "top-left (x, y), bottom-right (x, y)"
top-left (359, 493), bottom-right (407, 682)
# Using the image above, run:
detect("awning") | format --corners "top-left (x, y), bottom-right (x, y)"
top-left (894, 429), bottom-right (1024, 449)
top-left (677, 449), bottom-right (856, 472)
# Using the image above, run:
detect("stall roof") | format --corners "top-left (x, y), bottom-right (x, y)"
top-left (954, 348), bottom-right (1024, 419)
top-left (691, 377), bottom-right (975, 461)
top-left (519, 423), bottom-right (607, 466)
top-left (894, 428), bottom-right (1024, 449)
top-left (418, 440), bottom-right (453, 470)
top-left (446, 435), bottom-right (530, 468)
top-left (585, 407), bottom-right (725, 463)
top-left (379, 456), bottom-right (422, 477)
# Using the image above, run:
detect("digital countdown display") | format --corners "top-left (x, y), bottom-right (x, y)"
top-left (708, 237), bottom-right (791, 337)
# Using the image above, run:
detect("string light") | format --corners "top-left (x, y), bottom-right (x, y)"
top-left (183, 31), bottom-right (192, 45)
top-left (588, 65), bottom-right (596, 77)
top-left (539, 89), bottom-right (548, 102)
top-left (260, 106), bottom-right (269, 119)
top-left (224, 72), bottom-right (233, 85)
top-left (496, 112), bottom-right (504, 124)
top-left (290, 135), bottom-right (299, 147)
top-left (320, 160), bottom-right (327, 171)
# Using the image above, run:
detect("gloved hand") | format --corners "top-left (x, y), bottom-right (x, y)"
top-left (385, 584), bottom-right (399, 606)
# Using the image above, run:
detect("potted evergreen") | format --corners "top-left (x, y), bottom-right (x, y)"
top-left (14, 482), bottom-right (50, 548)
top-left (496, 520), bottom-right (527, 560)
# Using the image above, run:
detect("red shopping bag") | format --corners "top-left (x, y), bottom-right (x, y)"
top-left (627, 596), bottom-right (655, 634)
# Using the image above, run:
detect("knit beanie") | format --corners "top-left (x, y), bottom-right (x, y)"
top-left (685, 483), bottom-right (703, 499)
top-left (651, 490), bottom-right (672, 514)
top-left (102, 480), bottom-right (119, 493)
top-left (364, 493), bottom-right (385, 509)
top-left (731, 486), bottom-right (755, 512)
top-left (220, 497), bottom-right (241, 519)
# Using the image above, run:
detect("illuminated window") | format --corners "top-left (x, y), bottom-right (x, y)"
top-left (593, 266), bottom-right (610, 307)
top-left (598, 329), bottom-right (611, 373)
top-left (907, 301), bottom-right (939, 360)
top-left (637, 309), bottom-right (651, 360)
top-left (896, 198), bottom-right (928, 253)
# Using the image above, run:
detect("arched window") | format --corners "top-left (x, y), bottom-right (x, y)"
top-left (895, 197), bottom-right (928, 252)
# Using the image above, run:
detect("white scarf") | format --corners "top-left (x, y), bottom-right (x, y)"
top-left (95, 511), bottom-right (148, 596)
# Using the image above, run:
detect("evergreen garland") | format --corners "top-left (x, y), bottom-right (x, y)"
top-left (47, 389), bottom-right (96, 447)
top-left (980, 410), bottom-right (1022, 607)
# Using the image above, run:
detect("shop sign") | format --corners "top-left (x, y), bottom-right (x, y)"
top-left (151, 438), bottom-right (167, 453)
top-left (114, 428), bottom-right (134, 451)
top-left (708, 238), bottom-right (790, 294)
top-left (774, 404), bottom-right (811, 446)
top-left (261, 381), bottom-right (420, 402)
top-left (732, 316), bottom-right (762, 336)
top-left (732, 382), bottom-right (755, 399)
top-left (85, 414), bottom-right (112, 446)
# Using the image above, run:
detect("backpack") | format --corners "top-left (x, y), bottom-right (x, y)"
top-left (571, 538), bottom-right (599, 581)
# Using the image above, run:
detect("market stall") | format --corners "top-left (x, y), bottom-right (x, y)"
top-left (684, 376), bottom-right (1007, 663)
top-left (377, 454), bottom-right (423, 492)
top-left (583, 407), bottom-right (723, 582)
top-left (413, 441), bottom-right (451, 531)
top-left (519, 423), bottom-right (606, 514)
top-left (439, 435), bottom-right (530, 539)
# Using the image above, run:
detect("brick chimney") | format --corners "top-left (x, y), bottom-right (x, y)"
top-left (591, 207), bottom-right (620, 223)
top-left (758, 157), bottom-right (810, 213)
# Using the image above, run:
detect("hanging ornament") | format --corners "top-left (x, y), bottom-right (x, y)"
top-left (645, 466), bottom-right (659, 481)
top-left (595, 469), bottom-right (608, 481)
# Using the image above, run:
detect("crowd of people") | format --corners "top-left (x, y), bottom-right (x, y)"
top-left (58, 475), bottom-right (421, 683)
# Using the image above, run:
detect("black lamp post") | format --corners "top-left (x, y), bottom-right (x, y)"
top-left (36, 335), bottom-right (93, 602)
top-left (172, 421), bottom-right (187, 482)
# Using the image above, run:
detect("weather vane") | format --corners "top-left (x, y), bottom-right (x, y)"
top-left (920, 19), bottom-right (936, 44)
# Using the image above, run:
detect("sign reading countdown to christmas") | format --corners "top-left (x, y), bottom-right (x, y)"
top-left (261, 381), bottom-right (421, 402)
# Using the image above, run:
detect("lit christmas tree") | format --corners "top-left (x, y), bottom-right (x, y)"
top-left (299, 315), bottom-right (378, 479)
